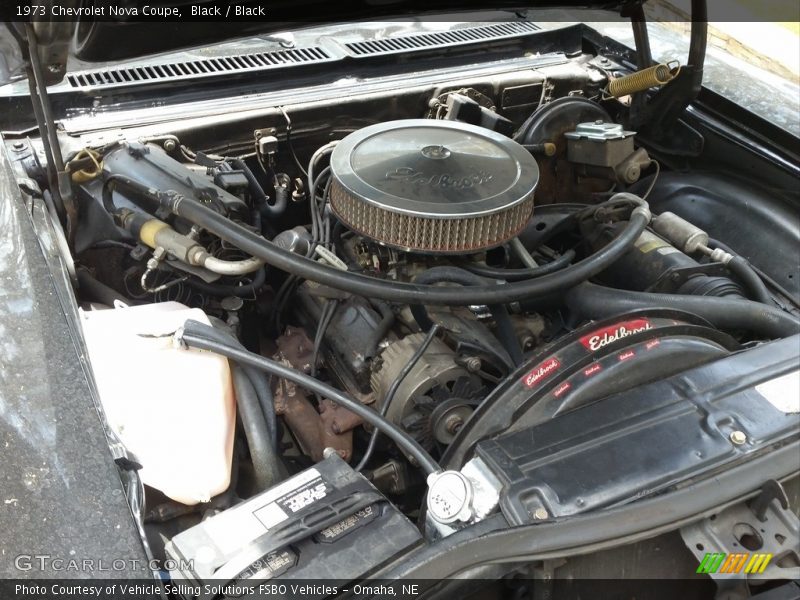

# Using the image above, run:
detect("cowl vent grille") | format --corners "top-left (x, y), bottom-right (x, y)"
top-left (343, 22), bottom-right (540, 57)
top-left (66, 47), bottom-right (332, 90)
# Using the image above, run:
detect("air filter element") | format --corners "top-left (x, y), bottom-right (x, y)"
top-left (329, 119), bottom-right (539, 254)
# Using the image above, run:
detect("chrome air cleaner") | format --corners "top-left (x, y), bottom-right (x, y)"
top-left (329, 119), bottom-right (539, 254)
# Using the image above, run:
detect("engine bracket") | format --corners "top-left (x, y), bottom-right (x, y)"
top-left (680, 483), bottom-right (800, 596)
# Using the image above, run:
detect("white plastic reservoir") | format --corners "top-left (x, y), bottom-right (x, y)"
top-left (80, 302), bottom-right (236, 505)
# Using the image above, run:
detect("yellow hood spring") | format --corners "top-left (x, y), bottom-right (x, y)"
top-left (606, 60), bottom-right (681, 98)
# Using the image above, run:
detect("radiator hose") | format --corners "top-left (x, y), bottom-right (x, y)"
top-left (565, 282), bottom-right (800, 339)
top-left (230, 366), bottom-right (281, 491)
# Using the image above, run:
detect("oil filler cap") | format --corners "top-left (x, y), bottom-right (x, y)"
top-left (426, 470), bottom-right (476, 524)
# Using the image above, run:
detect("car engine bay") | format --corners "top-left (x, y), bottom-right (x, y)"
top-left (3, 19), bottom-right (800, 594)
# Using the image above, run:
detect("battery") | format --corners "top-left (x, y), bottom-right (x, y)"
top-left (165, 454), bottom-right (421, 594)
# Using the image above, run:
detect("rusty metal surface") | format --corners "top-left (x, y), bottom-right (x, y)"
top-left (274, 380), bottom-right (353, 462)
top-left (275, 325), bottom-right (315, 373)
top-left (320, 398), bottom-right (364, 437)
top-left (273, 327), bottom-right (364, 462)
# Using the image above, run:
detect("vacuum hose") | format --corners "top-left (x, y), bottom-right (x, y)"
top-left (458, 249), bottom-right (576, 281)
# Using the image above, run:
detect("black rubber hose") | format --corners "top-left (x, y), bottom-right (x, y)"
top-left (187, 322), bottom-right (278, 449)
top-left (457, 249), bottom-right (576, 281)
top-left (184, 266), bottom-right (266, 298)
top-left (179, 320), bottom-right (441, 476)
top-left (708, 238), bottom-right (798, 309)
top-left (565, 282), bottom-right (800, 339)
top-left (356, 324), bottom-right (441, 473)
top-left (727, 255), bottom-right (774, 305)
top-left (102, 174), bottom-right (161, 214)
top-left (219, 160), bottom-right (261, 231)
top-left (242, 366), bottom-right (279, 453)
top-left (705, 239), bottom-right (775, 306)
top-left (230, 365), bottom-right (281, 490)
top-left (230, 159), bottom-right (287, 219)
top-left (410, 267), bottom-right (523, 365)
top-left (156, 191), bottom-right (651, 306)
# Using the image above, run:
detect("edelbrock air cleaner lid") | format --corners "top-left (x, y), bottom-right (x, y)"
top-left (329, 119), bottom-right (539, 254)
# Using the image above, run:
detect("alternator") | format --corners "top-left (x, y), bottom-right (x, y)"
top-left (371, 334), bottom-right (483, 450)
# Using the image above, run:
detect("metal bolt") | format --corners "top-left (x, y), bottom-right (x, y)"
top-left (464, 356), bottom-right (482, 373)
top-left (730, 431), bottom-right (747, 445)
top-left (163, 139), bottom-right (177, 152)
top-left (11, 142), bottom-right (25, 152)
top-left (445, 415), bottom-right (464, 434)
top-left (220, 296), bottom-right (244, 313)
top-left (533, 507), bottom-right (548, 520)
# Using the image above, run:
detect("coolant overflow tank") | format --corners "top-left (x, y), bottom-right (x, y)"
top-left (80, 302), bottom-right (235, 505)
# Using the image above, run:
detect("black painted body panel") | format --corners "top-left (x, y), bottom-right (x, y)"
top-left (0, 144), bottom-right (148, 577)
